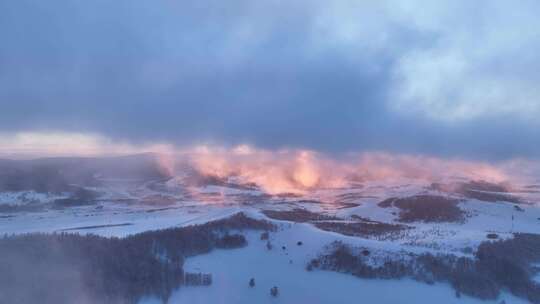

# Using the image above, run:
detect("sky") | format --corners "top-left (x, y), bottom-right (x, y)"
top-left (0, 0), bottom-right (539, 160)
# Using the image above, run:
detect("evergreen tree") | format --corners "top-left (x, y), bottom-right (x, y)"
top-left (270, 286), bottom-right (279, 297)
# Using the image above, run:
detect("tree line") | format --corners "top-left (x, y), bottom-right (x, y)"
top-left (309, 233), bottom-right (540, 303)
top-left (0, 212), bottom-right (274, 304)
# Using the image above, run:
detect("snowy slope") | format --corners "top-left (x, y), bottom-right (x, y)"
top-left (143, 227), bottom-right (528, 304)
top-left (1, 172), bottom-right (539, 304)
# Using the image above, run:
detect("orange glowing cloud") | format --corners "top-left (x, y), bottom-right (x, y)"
top-left (179, 145), bottom-right (526, 194)
top-left (185, 146), bottom-right (348, 194)
top-left (0, 131), bottom-right (535, 194)
top-left (354, 152), bottom-right (510, 183)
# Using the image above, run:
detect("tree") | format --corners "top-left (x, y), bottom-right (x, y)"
top-left (270, 286), bottom-right (279, 297)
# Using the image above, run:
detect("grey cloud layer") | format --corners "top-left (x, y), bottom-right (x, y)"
top-left (0, 0), bottom-right (539, 159)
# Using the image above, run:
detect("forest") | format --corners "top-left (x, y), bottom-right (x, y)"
top-left (309, 233), bottom-right (540, 303)
top-left (0, 212), bottom-right (274, 304)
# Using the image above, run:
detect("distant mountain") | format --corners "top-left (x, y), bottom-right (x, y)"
top-left (0, 154), bottom-right (169, 193)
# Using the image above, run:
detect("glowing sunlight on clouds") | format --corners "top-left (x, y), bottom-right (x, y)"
top-left (0, 132), bottom-right (536, 194)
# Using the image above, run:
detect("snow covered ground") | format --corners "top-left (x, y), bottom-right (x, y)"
top-left (142, 227), bottom-right (528, 304)
top-left (1, 175), bottom-right (539, 303)
top-left (0, 190), bottom-right (67, 205)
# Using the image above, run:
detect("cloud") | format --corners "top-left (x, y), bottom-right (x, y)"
top-left (0, 1), bottom-right (538, 159)
top-left (180, 145), bottom-right (537, 194)
top-left (0, 131), bottom-right (536, 193)
top-left (389, 0), bottom-right (540, 121)
top-left (0, 131), bottom-right (174, 159)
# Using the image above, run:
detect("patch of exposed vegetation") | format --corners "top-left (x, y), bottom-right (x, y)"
top-left (335, 202), bottom-right (361, 209)
top-left (310, 233), bottom-right (540, 303)
top-left (431, 180), bottom-right (524, 204)
top-left (0, 187), bottom-right (102, 214)
top-left (140, 194), bottom-right (178, 206)
top-left (184, 173), bottom-right (259, 191)
top-left (0, 212), bottom-right (274, 304)
top-left (349, 215), bottom-right (380, 223)
top-left (378, 195), bottom-right (465, 223)
top-left (0, 203), bottom-right (47, 213)
top-left (313, 221), bottom-right (410, 240)
top-left (377, 197), bottom-right (397, 208)
top-left (60, 223), bottom-right (134, 231)
top-left (273, 192), bottom-right (303, 199)
top-left (296, 199), bottom-right (323, 204)
top-left (215, 234), bottom-right (248, 249)
top-left (462, 180), bottom-right (510, 193)
top-left (52, 187), bottom-right (102, 209)
top-left (461, 190), bottom-right (522, 204)
top-left (225, 193), bottom-right (274, 205)
top-left (334, 192), bottom-right (372, 202)
top-left (262, 208), bottom-right (339, 222)
top-left (486, 233), bottom-right (499, 239)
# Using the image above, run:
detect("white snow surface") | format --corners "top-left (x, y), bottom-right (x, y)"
top-left (142, 225), bottom-right (528, 304)
top-left (0, 191), bottom-right (68, 205)
top-left (1, 177), bottom-right (539, 304)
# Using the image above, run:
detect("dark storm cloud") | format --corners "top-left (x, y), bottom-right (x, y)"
top-left (0, 0), bottom-right (539, 159)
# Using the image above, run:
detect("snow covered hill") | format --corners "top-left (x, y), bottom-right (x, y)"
top-left (1, 155), bottom-right (539, 303)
